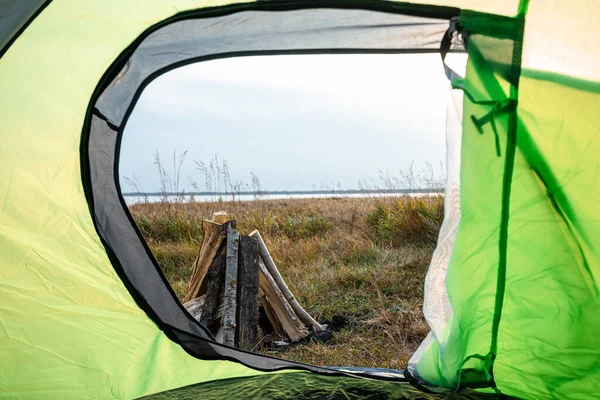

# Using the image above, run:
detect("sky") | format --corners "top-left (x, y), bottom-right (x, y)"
top-left (120, 53), bottom-right (451, 193)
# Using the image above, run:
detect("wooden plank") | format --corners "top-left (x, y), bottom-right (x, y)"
top-left (236, 235), bottom-right (260, 350)
top-left (183, 220), bottom-right (229, 303)
top-left (221, 224), bottom-right (239, 347)
top-left (258, 260), bottom-right (308, 342)
top-left (250, 230), bottom-right (327, 332)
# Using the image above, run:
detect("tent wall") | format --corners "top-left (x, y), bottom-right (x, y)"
top-left (409, 18), bottom-right (520, 389)
top-left (522, 0), bottom-right (600, 82)
top-left (408, 68), bottom-right (464, 389)
top-left (492, 1), bottom-right (600, 396)
top-left (4, 0), bottom-right (600, 398)
top-left (0, 0), bottom-right (48, 57)
top-left (95, 8), bottom-right (454, 127)
top-left (492, 71), bottom-right (600, 399)
top-left (408, 2), bottom-right (600, 398)
top-left (404, 1), bottom-right (518, 17)
top-left (0, 1), bottom-right (463, 398)
top-left (86, 6), bottom-right (463, 374)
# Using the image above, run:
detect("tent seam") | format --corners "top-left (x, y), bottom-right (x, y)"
top-left (488, 0), bottom-right (530, 384)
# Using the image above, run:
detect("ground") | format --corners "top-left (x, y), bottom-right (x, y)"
top-left (128, 195), bottom-right (443, 369)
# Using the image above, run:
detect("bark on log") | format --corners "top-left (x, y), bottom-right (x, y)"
top-left (258, 260), bottom-right (308, 342)
top-left (196, 248), bottom-right (226, 334)
top-left (221, 224), bottom-right (239, 347)
top-left (236, 235), bottom-right (260, 350)
top-left (250, 230), bottom-right (327, 332)
top-left (183, 220), bottom-right (231, 303)
top-left (183, 295), bottom-right (206, 321)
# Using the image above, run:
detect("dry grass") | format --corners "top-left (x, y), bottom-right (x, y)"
top-left (128, 195), bottom-right (443, 369)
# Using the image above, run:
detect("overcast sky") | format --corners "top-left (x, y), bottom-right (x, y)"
top-left (120, 54), bottom-right (451, 193)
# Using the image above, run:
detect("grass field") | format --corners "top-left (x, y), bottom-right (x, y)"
top-left (128, 195), bottom-right (443, 369)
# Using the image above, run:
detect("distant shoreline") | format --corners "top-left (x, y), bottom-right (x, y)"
top-left (122, 188), bottom-right (443, 197)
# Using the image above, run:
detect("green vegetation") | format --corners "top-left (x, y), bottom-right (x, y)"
top-left (366, 196), bottom-right (444, 247)
top-left (128, 195), bottom-right (443, 369)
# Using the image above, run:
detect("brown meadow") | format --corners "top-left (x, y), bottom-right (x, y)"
top-left (129, 195), bottom-right (443, 369)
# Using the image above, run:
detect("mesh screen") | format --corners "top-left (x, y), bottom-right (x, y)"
top-left (95, 8), bottom-right (459, 128)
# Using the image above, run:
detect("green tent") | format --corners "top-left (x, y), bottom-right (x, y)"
top-left (1, 1), bottom-right (599, 398)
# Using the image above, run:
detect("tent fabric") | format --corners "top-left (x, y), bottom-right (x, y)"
top-left (408, 20), bottom-right (521, 390)
top-left (0, 1), bottom-right (461, 398)
top-left (522, 0), bottom-right (600, 82)
top-left (86, 6), bottom-right (463, 375)
top-left (0, 0), bottom-right (48, 56)
top-left (2, 0), bottom-right (600, 399)
top-left (138, 371), bottom-right (513, 399)
top-left (96, 8), bottom-right (458, 127)
top-left (494, 1), bottom-right (600, 394)
top-left (405, 1), bottom-right (518, 17)
top-left (410, 72), bottom-right (464, 384)
top-left (408, 2), bottom-right (600, 398)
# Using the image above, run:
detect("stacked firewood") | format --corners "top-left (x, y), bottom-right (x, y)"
top-left (182, 212), bottom-right (327, 351)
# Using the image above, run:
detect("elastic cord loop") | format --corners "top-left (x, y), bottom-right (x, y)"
top-left (452, 79), bottom-right (517, 157)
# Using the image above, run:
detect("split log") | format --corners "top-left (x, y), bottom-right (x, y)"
top-left (221, 224), bottom-right (239, 347)
top-left (212, 211), bottom-right (230, 224)
top-left (250, 230), bottom-right (327, 332)
top-left (183, 295), bottom-right (206, 321)
top-left (259, 288), bottom-right (284, 337)
top-left (183, 220), bottom-right (230, 303)
top-left (258, 260), bottom-right (308, 342)
top-left (236, 235), bottom-right (260, 350)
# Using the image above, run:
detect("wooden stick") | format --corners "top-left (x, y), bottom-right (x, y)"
top-left (258, 260), bottom-right (308, 342)
top-left (183, 220), bottom-right (228, 303)
top-left (221, 224), bottom-right (239, 347)
top-left (250, 230), bottom-right (327, 332)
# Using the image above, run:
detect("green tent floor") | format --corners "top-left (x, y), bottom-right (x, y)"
top-left (139, 371), bottom-right (516, 399)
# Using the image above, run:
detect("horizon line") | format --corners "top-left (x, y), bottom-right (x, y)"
top-left (122, 188), bottom-right (444, 197)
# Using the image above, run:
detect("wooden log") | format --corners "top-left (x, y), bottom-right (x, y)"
top-left (183, 220), bottom-right (230, 303)
top-left (258, 288), bottom-right (284, 337)
top-left (196, 248), bottom-right (226, 334)
top-left (236, 235), bottom-right (260, 350)
top-left (250, 230), bottom-right (327, 332)
top-left (212, 211), bottom-right (230, 224)
top-left (221, 224), bottom-right (239, 347)
top-left (258, 260), bottom-right (308, 342)
top-left (183, 294), bottom-right (206, 321)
